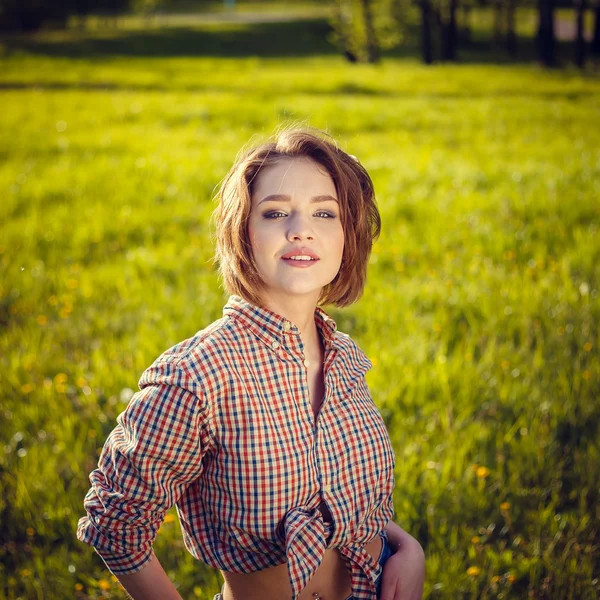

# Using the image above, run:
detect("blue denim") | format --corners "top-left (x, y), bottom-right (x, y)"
top-left (213, 530), bottom-right (393, 600)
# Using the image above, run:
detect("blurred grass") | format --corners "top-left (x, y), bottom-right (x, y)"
top-left (1, 8), bottom-right (599, 600)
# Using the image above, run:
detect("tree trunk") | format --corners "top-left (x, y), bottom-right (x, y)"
top-left (493, 0), bottom-right (504, 47)
top-left (442, 0), bottom-right (459, 61)
top-left (575, 0), bottom-right (587, 67)
top-left (460, 5), bottom-right (471, 44)
top-left (420, 0), bottom-right (434, 64)
top-left (592, 3), bottom-right (600, 56)
top-left (537, 0), bottom-right (556, 66)
top-left (506, 0), bottom-right (517, 56)
top-left (360, 0), bottom-right (379, 63)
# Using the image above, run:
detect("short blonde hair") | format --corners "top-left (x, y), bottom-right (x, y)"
top-left (213, 127), bottom-right (381, 308)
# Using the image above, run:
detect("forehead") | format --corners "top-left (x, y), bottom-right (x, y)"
top-left (251, 157), bottom-right (337, 200)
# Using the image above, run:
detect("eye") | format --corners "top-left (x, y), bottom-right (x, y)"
top-left (314, 210), bottom-right (336, 219)
top-left (262, 210), bottom-right (287, 219)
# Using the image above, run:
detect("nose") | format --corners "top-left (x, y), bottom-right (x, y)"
top-left (286, 212), bottom-right (314, 242)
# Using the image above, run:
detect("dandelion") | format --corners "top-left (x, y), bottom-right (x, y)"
top-left (75, 583), bottom-right (84, 591)
top-left (20, 569), bottom-right (30, 577)
top-left (26, 527), bottom-right (35, 536)
top-left (500, 502), bottom-right (511, 511)
top-left (54, 373), bottom-right (68, 384)
top-left (476, 466), bottom-right (490, 479)
top-left (48, 295), bottom-right (59, 306)
top-left (507, 574), bottom-right (516, 584)
top-left (21, 384), bottom-right (34, 394)
top-left (467, 566), bottom-right (481, 576)
top-left (37, 315), bottom-right (48, 325)
top-left (98, 579), bottom-right (111, 590)
top-left (471, 536), bottom-right (480, 544)
top-left (67, 278), bottom-right (79, 289)
top-left (88, 429), bottom-right (97, 439)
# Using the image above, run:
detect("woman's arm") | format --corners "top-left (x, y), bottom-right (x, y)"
top-left (381, 520), bottom-right (425, 600)
top-left (115, 552), bottom-right (182, 600)
top-left (384, 520), bottom-right (424, 558)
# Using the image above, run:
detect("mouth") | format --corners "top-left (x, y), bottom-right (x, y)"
top-left (281, 254), bottom-right (319, 267)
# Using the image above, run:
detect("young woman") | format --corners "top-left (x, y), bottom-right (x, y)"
top-left (77, 128), bottom-right (425, 600)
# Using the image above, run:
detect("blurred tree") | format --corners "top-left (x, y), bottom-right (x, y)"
top-left (574, 0), bottom-right (587, 66)
top-left (592, 0), bottom-right (600, 57)
top-left (505, 0), bottom-right (517, 56)
top-left (537, 0), bottom-right (556, 66)
top-left (361, 0), bottom-right (380, 61)
top-left (329, 0), bottom-right (413, 63)
top-left (434, 0), bottom-right (459, 60)
top-left (0, 0), bottom-right (132, 31)
top-left (419, 0), bottom-right (434, 63)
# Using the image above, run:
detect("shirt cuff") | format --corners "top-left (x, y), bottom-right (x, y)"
top-left (95, 545), bottom-right (154, 575)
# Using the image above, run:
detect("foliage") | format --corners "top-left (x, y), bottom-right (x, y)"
top-left (0, 12), bottom-right (599, 600)
top-left (329, 0), bottom-right (419, 61)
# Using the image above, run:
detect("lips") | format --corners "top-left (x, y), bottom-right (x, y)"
top-left (281, 247), bottom-right (319, 261)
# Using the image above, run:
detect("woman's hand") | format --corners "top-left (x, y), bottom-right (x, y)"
top-left (379, 533), bottom-right (425, 600)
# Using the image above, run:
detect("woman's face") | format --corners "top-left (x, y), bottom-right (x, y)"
top-left (247, 157), bottom-right (345, 306)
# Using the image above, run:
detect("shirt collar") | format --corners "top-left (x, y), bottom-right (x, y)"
top-left (222, 295), bottom-right (339, 350)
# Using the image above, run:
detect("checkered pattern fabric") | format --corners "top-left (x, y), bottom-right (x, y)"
top-left (77, 295), bottom-right (396, 599)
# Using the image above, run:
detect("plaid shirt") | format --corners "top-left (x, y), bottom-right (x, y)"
top-left (77, 295), bottom-right (396, 599)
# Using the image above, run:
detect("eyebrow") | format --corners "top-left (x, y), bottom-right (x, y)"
top-left (258, 194), bottom-right (339, 205)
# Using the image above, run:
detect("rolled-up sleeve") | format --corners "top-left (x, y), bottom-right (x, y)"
top-left (76, 359), bottom-right (211, 575)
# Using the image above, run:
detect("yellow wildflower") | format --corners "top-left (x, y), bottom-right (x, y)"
top-left (54, 373), bottom-right (68, 384)
top-left (471, 536), bottom-right (480, 544)
top-left (507, 574), bottom-right (516, 584)
top-left (37, 315), bottom-right (48, 325)
top-left (20, 569), bottom-right (30, 577)
top-left (584, 342), bottom-right (592, 352)
top-left (501, 360), bottom-right (510, 370)
top-left (500, 502), bottom-right (510, 511)
top-left (467, 566), bottom-right (481, 576)
top-left (21, 384), bottom-right (34, 394)
top-left (75, 583), bottom-right (84, 591)
top-left (98, 579), bottom-right (111, 590)
top-left (26, 527), bottom-right (35, 536)
top-left (476, 466), bottom-right (490, 479)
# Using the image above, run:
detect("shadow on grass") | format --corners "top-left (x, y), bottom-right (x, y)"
top-left (2, 19), bottom-right (338, 59)
top-left (2, 17), bottom-right (597, 74)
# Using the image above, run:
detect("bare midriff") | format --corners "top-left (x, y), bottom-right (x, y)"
top-left (220, 511), bottom-right (383, 600)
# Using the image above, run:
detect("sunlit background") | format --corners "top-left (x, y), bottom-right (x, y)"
top-left (1, 1), bottom-right (599, 598)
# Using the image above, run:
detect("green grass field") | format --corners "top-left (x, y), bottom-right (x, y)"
top-left (1, 7), bottom-right (599, 600)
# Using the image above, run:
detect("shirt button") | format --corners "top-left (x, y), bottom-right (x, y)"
top-left (282, 321), bottom-right (291, 332)
top-left (303, 359), bottom-right (310, 368)
top-left (272, 341), bottom-right (280, 350)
